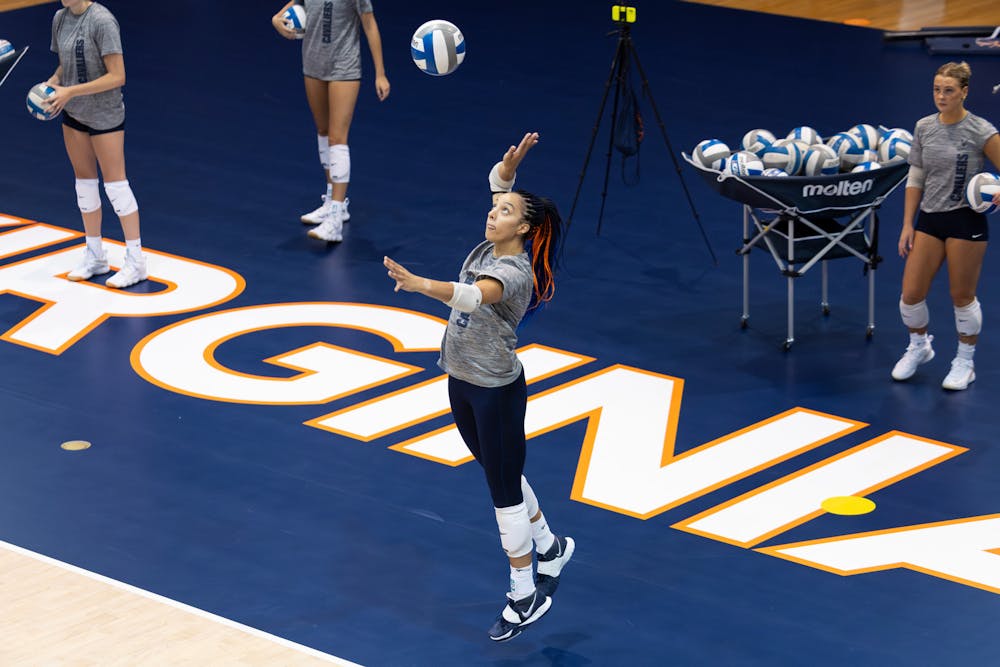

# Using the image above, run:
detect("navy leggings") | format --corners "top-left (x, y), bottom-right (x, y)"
top-left (448, 371), bottom-right (527, 508)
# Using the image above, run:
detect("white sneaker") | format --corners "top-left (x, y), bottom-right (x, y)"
top-left (891, 335), bottom-right (934, 381)
top-left (105, 251), bottom-right (148, 289)
top-left (301, 195), bottom-right (332, 225)
top-left (67, 247), bottom-right (110, 281)
top-left (301, 195), bottom-right (349, 224)
top-left (307, 200), bottom-right (344, 241)
top-left (942, 357), bottom-right (975, 391)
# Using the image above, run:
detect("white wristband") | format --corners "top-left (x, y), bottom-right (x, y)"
top-left (446, 282), bottom-right (482, 312)
top-left (489, 162), bottom-right (515, 193)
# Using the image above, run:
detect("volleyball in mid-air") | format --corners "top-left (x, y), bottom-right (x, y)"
top-left (26, 82), bottom-right (59, 121)
top-left (966, 172), bottom-right (1000, 214)
top-left (411, 19), bottom-right (465, 76)
top-left (282, 4), bottom-right (305, 37)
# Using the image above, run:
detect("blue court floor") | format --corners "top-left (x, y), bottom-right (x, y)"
top-left (1, 1), bottom-right (999, 664)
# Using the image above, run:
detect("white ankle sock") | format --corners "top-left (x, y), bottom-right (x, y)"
top-left (85, 236), bottom-right (103, 256)
top-left (509, 565), bottom-right (535, 601)
top-left (957, 342), bottom-right (975, 361)
top-left (531, 512), bottom-right (555, 555)
top-left (909, 332), bottom-right (928, 347)
top-left (125, 238), bottom-right (142, 255)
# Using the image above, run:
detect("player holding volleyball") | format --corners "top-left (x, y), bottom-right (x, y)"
top-left (384, 133), bottom-right (574, 642)
top-left (893, 61), bottom-right (1000, 390)
top-left (45, 0), bottom-right (147, 288)
top-left (272, 0), bottom-right (390, 242)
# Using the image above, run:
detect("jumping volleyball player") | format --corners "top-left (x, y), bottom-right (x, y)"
top-left (272, 0), bottom-right (390, 242)
top-left (45, 0), bottom-right (146, 288)
top-left (384, 133), bottom-right (574, 642)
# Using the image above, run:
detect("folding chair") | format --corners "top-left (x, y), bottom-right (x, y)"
top-left (684, 155), bottom-right (909, 349)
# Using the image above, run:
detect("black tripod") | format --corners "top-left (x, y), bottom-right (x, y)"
top-left (567, 22), bottom-right (717, 265)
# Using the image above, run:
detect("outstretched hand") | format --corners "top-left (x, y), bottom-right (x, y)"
top-left (497, 132), bottom-right (539, 182)
top-left (384, 256), bottom-right (424, 293)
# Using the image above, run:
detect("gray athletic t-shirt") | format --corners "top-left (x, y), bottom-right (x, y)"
top-left (50, 2), bottom-right (124, 130)
top-left (297, 0), bottom-right (373, 81)
top-left (438, 241), bottom-right (534, 387)
top-left (909, 111), bottom-right (998, 212)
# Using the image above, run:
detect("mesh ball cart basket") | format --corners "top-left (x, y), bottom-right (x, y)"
top-left (683, 153), bottom-right (909, 350)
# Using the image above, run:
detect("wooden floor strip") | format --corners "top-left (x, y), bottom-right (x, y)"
top-left (0, 541), bottom-right (359, 666)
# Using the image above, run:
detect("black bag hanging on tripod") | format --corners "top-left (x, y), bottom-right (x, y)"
top-left (613, 67), bottom-right (644, 185)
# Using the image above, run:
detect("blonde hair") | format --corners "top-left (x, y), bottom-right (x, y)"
top-left (936, 61), bottom-right (971, 89)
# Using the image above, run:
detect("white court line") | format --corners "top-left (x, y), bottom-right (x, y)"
top-left (0, 540), bottom-right (362, 666)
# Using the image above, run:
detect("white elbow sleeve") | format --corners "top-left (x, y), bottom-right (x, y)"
top-left (488, 162), bottom-right (515, 193)
top-left (446, 282), bottom-right (482, 312)
top-left (906, 165), bottom-right (925, 189)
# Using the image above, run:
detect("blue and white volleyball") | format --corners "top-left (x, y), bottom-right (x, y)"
top-left (802, 145), bottom-right (840, 176)
top-left (879, 127), bottom-right (913, 146)
top-left (723, 151), bottom-right (764, 176)
top-left (26, 82), bottom-right (59, 121)
top-left (877, 137), bottom-right (911, 164)
top-left (786, 126), bottom-right (821, 146)
top-left (0, 39), bottom-right (15, 63)
top-left (411, 19), bottom-right (465, 76)
top-left (848, 124), bottom-right (880, 150)
top-left (827, 132), bottom-right (861, 157)
top-left (966, 172), bottom-right (1000, 214)
top-left (840, 148), bottom-right (877, 172)
top-left (762, 168), bottom-right (788, 177)
top-left (741, 129), bottom-right (776, 156)
top-left (761, 139), bottom-right (803, 175)
top-left (282, 4), bottom-right (306, 37)
top-left (851, 161), bottom-right (882, 173)
top-left (693, 139), bottom-right (730, 169)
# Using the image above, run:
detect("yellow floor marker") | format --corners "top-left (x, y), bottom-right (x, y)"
top-left (821, 495), bottom-right (876, 515)
top-left (60, 440), bottom-right (92, 451)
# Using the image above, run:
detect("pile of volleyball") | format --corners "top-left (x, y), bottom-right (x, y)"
top-left (691, 124), bottom-right (912, 178)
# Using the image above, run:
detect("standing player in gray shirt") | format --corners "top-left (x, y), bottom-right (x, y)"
top-left (892, 61), bottom-right (1000, 390)
top-left (383, 133), bottom-right (574, 642)
top-left (272, 0), bottom-right (390, 242)
top-left (45, 0), bottom-right (147, 288)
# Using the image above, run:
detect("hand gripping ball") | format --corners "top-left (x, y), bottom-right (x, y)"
top-left (966, 172), bottom-right (1000, 214)
top-left (26, 82), bottom-right (60, 121)
top-left (282, 4), bottom-right (306, 38)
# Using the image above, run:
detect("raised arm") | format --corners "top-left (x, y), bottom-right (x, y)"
top-left (489, 132), bottom-right (539, 203)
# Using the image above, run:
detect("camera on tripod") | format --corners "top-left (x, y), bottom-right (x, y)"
top-left (611, 5), bottom-right (636, 24)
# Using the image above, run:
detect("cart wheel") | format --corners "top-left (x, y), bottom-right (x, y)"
top-left (822, 305), bottom-right (830, 316)
top-left (782, 340), bottom-right (793, 352)
top-left (866, 326), bottom-right (874, 339)
top-left (740, 318), bottom-right (749, 330)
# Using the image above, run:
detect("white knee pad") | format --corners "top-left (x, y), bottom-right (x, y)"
top-left (520, 476), bottom-right (539, 518)
top-left (900, 299), bottom-right (929, 330)
top-left (317, 135), bottom-right (330, 170)
top-left (103, 180), bottom-right (138, 217)
top-left (955, 298), bottom-right (982, 336)
top-left (329, 143), bottom-right (350, 183)
top-left (495, 503), bottom-right (532, 559)
top-left (75, 178), bottom-right (101, 213)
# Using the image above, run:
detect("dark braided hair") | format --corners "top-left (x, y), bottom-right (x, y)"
top-left (515, 190), bottom-right (565, 312)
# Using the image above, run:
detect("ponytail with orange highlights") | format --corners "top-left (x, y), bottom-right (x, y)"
top-left (515, 190), bottom-right (565, 313)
